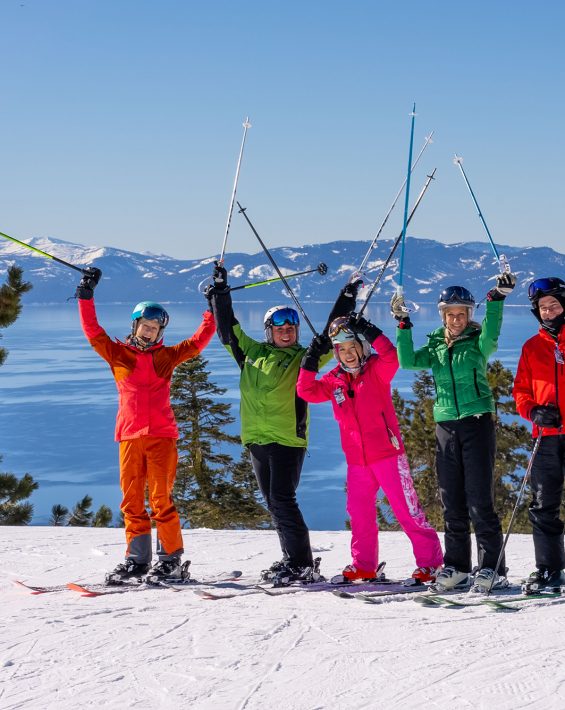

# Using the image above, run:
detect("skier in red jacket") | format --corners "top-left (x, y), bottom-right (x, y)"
top-left (76, 267), bottom-right (216, 584)
top-left (513, 277), bottom-right (565, 591)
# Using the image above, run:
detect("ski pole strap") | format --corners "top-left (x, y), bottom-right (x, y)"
top-left (236, 202), bottom-right (318, 336)
top-left (0, 230), bottom-right (86, 274)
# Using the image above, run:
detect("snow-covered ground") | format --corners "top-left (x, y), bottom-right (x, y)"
top-left (2, 527), bottom-right (564, 710)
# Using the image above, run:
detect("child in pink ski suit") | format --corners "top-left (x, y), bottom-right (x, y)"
top-left (297, 314), bottom-right (443, 582)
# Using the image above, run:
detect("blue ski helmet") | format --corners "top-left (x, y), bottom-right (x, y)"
top-left (131, 301), bottom-right (169, 344)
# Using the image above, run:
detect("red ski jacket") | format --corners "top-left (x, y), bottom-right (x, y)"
top-left (297, 333), bottom-right (404, 466)
top-left (513, 325), bottom-right (565, 437)
top-left (79, 298), bottom-right (215, 441)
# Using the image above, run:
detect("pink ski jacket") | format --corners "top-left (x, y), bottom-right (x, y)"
top-left (297, 333), bottom-right (404, 466)
top-left (79, 298), bottom-right (215, 441)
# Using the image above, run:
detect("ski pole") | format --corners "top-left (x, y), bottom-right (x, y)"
top-left (236, 202), bottom-right (318, 336)
top-left (357, 130), bottom-right (434, 276)
top-left (356, 169), bottom-right (436, 319)
top-left (396, 103), bottom-right (417, 299)
top-left (229, 263), bottom-right (327, 292)
top-left (486, 430), bottom-right (544, 595)
top-left (0, 230), bottom-right (89, 274)
top-left (218, 117), bottom-right (252, 265)
top-left (453, 154), bottom-right (510, 274)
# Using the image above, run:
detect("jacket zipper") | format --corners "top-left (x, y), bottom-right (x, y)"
top-left (448, 348), bottom-right (461, 418)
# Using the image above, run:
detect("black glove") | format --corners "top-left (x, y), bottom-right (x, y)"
top-left (75, 267), bottom-right (102, 300)
top-left (204, 284), bottom-right (215, 313)
top-left (301, 334), bottom-right (331, 372)
top-left (342, 277), bottom-right (363, 300)
top-left (530, 404), bottom-right (562, 428)
top-left (487, 272), bottom-right (517, 301)
top-left (213, 261), bottom-right (228, 288)
top-left (397, 316), bottom-right (413, 330)
top-left (347, 313), bottom-right (382, 343)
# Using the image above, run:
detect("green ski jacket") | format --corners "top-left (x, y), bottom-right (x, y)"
top-left (396, 299), bottom-right (504, 422)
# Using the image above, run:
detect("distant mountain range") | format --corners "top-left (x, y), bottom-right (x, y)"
top-left (1, 235), bottom-right (563, 306)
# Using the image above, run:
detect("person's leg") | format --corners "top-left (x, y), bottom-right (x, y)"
top-left (459, 414), bottom-right (504, 573)
top-left (145, 437), bottom-right (184, 560)
top-left (529, 434), bottom-right (565, 571)
top-left (436, 421), bottom-right (472, 572)
top-left (119, 439), bottom-right (152, 564)
top-left (267, 444), bottom-right (312, 567)
top-left (377, 454), bottom-right (443, 568)
top-left (346, 463), bottom-right (380, 572)
top-left (249, 443), bottom-right (288, 561)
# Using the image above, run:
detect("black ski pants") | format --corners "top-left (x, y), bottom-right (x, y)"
top-left (435, 413), bottom-right (505, 574)
top-left (248, 443), bottom-right (313, 567)
top-left (529, 434), bottom-right (565, 571)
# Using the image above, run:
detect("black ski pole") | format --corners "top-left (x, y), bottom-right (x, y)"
top-left (229, 263), bottom-right (327, 292)
top-left (486, 430), bottom-right (544, 595)
top-left (356, 169), bottom-right (436, 319)
top-left (236, 202), bottom-right (318, 336)
top-left (0, 230), bottom-right (89, 274)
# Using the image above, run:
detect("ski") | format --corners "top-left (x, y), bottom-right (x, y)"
top-left (13, 580), bottom-right (65, 595)
top-left (413, 588), bottom-right (562, 611)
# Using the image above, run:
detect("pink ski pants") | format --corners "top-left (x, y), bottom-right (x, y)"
top-left (346, 453), bottom-right (443, 572)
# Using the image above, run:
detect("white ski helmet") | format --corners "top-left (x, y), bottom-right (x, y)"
top-left (263, 305), bottom-right (300, 344)
top-left (328, 316), bottom-right (371, 373)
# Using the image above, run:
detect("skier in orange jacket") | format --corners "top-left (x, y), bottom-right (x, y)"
top-left (76, 267), bottom-right (215, 584)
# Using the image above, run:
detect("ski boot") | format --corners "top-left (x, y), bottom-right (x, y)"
top-left (430, 566), bottom-right (471, 592)
top-left (271, 557), bottom-right (324, 588)
top-left (259, 560), bottom-right (289, 583)
top-left (144, 557), bottom-right (191, 585)
top-left (330, 561), bottom-right (386, 585)
top-left (522, 568), bottom-right (565, 595)
top-left (105, 559), bottom-right (150, 586)
top-left (404, 566), bottom-right (440, 587)
top-left (471, 567), bottom-right (509, 594)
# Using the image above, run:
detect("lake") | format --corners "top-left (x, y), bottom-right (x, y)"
top-left (0, 299), bottom-right (536, 529)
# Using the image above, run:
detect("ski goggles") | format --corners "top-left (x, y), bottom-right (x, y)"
top-left (269, 307), bottom-right (300, 327)
top-left (528, 278), bottom-right (565, 302)
top-left (438, 285), bottom-right (475, 306)
top-left (136, 306), bottom-right (169, 326)
top-left (328, 316), bottom-right (352, 339)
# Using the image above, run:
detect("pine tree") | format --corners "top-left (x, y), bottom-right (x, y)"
top-left (92, 505), bottom-right (113, 527)
top-left (50, 504), bottom-right (69, 526)
top-left (0, 265), bottom-right (32, 366)
top-left (0, 267), bottom-right (36, 525)
top-left (67, 495), bottom-right (94, 526)
top-left (0, 467), bottom-right (38, 525)
top-left (171, 356), bottom-right (269, 529)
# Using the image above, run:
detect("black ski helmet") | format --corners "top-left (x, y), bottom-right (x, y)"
top-left (527, 277), bottom-right (565, 328)
top-left (437, 286), bottom-right (475, 321)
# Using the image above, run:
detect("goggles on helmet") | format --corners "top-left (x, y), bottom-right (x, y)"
top-left (131, 302), bottom-right (169, 327)
top-left (268, 307), bottom-right (300, 327)
top-left (527, 277), bottom-right (565, 303)
top-left (328, 316), bottom-right (354, 342)
top-left (438, 286), bottom-right (475, 307)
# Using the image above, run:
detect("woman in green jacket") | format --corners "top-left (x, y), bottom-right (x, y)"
top-left (391, 272), bottom-right (515, 592)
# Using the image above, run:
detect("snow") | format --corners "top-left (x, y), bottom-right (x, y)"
top-left (2, 527), bottom-right (565, 709)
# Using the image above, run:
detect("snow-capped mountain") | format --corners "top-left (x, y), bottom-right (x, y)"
top-left (1, 234), bottom-right (563, 305)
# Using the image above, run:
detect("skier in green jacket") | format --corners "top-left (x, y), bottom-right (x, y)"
top-left (207, 263), bottom-right (359, 586)
top-left (391, 272), bottom-right (516, 592)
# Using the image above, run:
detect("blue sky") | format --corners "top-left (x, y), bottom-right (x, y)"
top-left (1, 1), bottom-right (563, 261)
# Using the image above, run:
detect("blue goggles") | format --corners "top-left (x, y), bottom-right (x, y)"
top-left (269, 307), bottom-right (300, 327)
top-left (438, 285), bottom-right (475, 305)
top-left (136, 306), bottom-right (169, 326)
top-left (528, 278), bottom-right (565, 302)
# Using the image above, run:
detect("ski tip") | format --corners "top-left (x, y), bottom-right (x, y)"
top-left (12, 580), bottom-right (51, 595)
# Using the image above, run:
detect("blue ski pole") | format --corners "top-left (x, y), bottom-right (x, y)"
top-left (395, 103), bottom-right (417, 310)
top-left (453, 154), bottom-right (510, 274)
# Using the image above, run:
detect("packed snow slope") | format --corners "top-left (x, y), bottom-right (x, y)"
top-left (2, 527), bottom-right (565, 710)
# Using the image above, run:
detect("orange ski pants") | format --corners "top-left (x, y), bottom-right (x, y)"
top-left (119, 437), bottom-right (183, 560)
